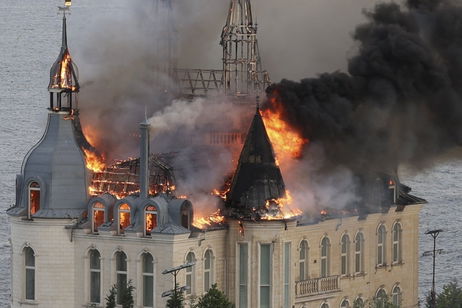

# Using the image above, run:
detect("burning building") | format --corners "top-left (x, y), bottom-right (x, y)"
top-left (8, 1), bottom-right (426, 308)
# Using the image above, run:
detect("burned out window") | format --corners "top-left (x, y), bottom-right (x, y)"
top-left (118, 204), bottom-right (130, 234)
top-left (28, 182), bottom-right (40, 217)
top-left (144, 205), bottom-right (158, 236)
top-left (24, 247), bottom-right (35, 300)
top-left (89, 249), bottom-right (101, 304)
top-left (92, 202), bottom-right (105, 233)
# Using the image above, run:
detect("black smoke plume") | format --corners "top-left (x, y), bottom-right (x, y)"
top-left (264, 0), bottom-right (462, 174)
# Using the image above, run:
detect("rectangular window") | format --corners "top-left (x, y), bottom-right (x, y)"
top-left (143, 275), bottom-right (153, 306)
top-left (25, 268), bottom-right (35, 300)
top-left (239, 243), bottom-right (248, 308)
top-left (283, 243), bottom-right (291, 308)
top-left (260, 244), bottom-right (271, 308)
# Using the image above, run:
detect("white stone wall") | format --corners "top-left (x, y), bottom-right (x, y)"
top-left (9, 216), bottom-right (77, 308)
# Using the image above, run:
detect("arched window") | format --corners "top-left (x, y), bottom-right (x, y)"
top-left (185, 252), bottom-right (195, 295)
top-left (299, 240), bottom-right (309, 281)
top-left (118, 204), bottom-right (131, 234)
top-left (142, 253), bottom-right (154, 308)
top-left (392, 285), bottom-right (402, 307)
top-left (392, 223), bottom-right (402, 263)
top-left (24, 247), bottom-right (35, 300)
top-left (92, 202), bottom-right (105, 233)
top-left (377, 225), bottom-right (386, 266)
top-left (321, 237), bottom-right (330, 277)
top-left (341, 235), bottom-right (350, 276)
top-left (355, 232), bottom-right (364, 274)
top-left (89, 249), bottom-right (101, 304)
top-left (353, 297), bottom-right (364, 308)
top-left (321, 303), bottom-right (329, 308)
top-left (115, 251), bottom-right (127, 305)
top-left (204, 250), bottom-right (213, 292)
top-left (181, 206), bottom-right (190, 229)
top-left (340, 299), bottom-right (350, 308)
top-left (28, 182), bottom-right (40, 217)
top-left (376, 289), bottom-right (387, 308)
top-left (144, 205), bottom-right (158, 236)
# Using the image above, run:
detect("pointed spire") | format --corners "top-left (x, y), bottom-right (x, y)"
top-left (61, 13), bottom-right (68, 50)
top-left (226, 108), bottom-right (286, 214)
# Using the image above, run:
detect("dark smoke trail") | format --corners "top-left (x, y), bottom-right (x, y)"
top-left (264, 0), bottom-right (462, 174)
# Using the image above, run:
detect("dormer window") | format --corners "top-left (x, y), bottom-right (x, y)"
top-left (28, 182), bottom-right (40, 217)
top-left (144, 205), bottom-right (158, 236)
top-left (118, 204), bottom-right (131, 234)
top-left (181, 206), bottom-right (190, 229)
top-left (92, 202), bottom-right (105, 233)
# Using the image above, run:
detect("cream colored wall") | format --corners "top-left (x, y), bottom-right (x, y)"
top-left (223, 204), bottom-right (421, 308)
top-left (9, 217), bottom-right (77, 308)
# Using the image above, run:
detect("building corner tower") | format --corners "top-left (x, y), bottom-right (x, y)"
top-left (7, 9), bottom-right (88, 308)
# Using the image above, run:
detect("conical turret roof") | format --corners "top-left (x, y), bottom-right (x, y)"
top-left (226, 107), bottom-right (286, 214)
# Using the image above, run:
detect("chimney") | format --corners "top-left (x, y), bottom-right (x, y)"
top-left (139, 120), bottom-right (150, 198)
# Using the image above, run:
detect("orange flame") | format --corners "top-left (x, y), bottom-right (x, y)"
top-left (192, 210), bottom-right (225, 229)
top-left (83, 149), bottom-right (106, 172)
top-left (261, 104), bottom-right (308, 162)
top-left (260, 190), bottom-right (303, 220)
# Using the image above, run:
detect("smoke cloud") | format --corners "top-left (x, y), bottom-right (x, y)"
top-left (264, 0), bottom-right (462, 177)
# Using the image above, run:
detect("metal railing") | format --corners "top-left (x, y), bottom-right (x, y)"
top-left (295, 275), bottom-right (341, 298)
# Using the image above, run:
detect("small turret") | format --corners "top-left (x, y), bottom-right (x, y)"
top-left (221, 0), bottom-right (270, 96)
top-left (226, 105), bottom-right (286, 218)
top-left (48, 10), bottom-right (80, 112)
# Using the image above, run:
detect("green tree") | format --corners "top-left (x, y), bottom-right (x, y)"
top-left (118, 280), bottom-right (135, 308)
top-left (426, 280), bottom-right (462, 308)
top-left (105, 285), bottom-right (117, 308)
top-left (166, 283), bottom-right (184, 308)
top-left (193, 284), bottom-right (234, 308)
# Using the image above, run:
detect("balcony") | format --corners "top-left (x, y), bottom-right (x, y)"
top-left (295, 275), bottom-right (341, 298)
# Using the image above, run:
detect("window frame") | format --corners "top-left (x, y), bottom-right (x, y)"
top-left (115, 251), bottom-right (128, 305)
top-left (392, 285), bottom-right (402, 307)
top-left (89, 249), bottom-right (101, 304)
top-left (203, 249), bottom-right (214, 292)
top-left (299, 240), bottom-right (309, 281)
top-left (28, 181), bottom-right (40, 218)
top-left (354, 232), bottom-right (364, 274)
top-left (259, 243), bottom-right (272, 308)
top-left (142, 252), bottom-right (155, 308)
top-left (377, 225), bottom-right (387, 267)
top-left (92, 202), bottom-right (105, 233)
top-left (185, 252), bottom-right (195, 295)
top-left (340, 299), bottom-right (350, 308)
top-left (238, 242), bottom-right (249, 308)
top-left (392, 222), bottom-right (402, 264)
top-left (24, 247), bottom-right (35, 301)
top-left (118, 203), bottom-right (131, 234)
top-left (320, 237), bottom-right (330, 278)
top-left (144, 205), bottom-right (158, 236)
top-left (340, 234), bottom-right (350, 276)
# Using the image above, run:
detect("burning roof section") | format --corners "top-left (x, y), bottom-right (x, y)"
top-left (225, 106), bottom-right (286, 219)
top-left (48, 12), bottom-right (80, 94)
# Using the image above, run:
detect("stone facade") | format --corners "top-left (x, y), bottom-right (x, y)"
top-left (9, 203), bottom-right (420, 308)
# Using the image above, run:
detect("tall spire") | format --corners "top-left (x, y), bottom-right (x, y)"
top-left (48, 5), bottom-right (80, 113)
top-left (226, 108), bottom-right (286, 218)
top-left (221, 0), bottom-right (271, 97)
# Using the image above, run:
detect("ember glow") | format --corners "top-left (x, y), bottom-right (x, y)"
top-left (50, 51), bottom-right (77, 91)
top-left (192, 209), bottom-right (225, 229)
top-left (261, 99), bottom-right (308, 161)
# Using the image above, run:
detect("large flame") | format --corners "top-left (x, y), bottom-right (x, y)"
top-left (260, 190), bottom-right (303, 220)
top-left (261, 98), bottom-right (308, 163)
top-left (192, 209), bottom-right (225, 229)
top-left (83, 149), bottom-right (106, 172)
